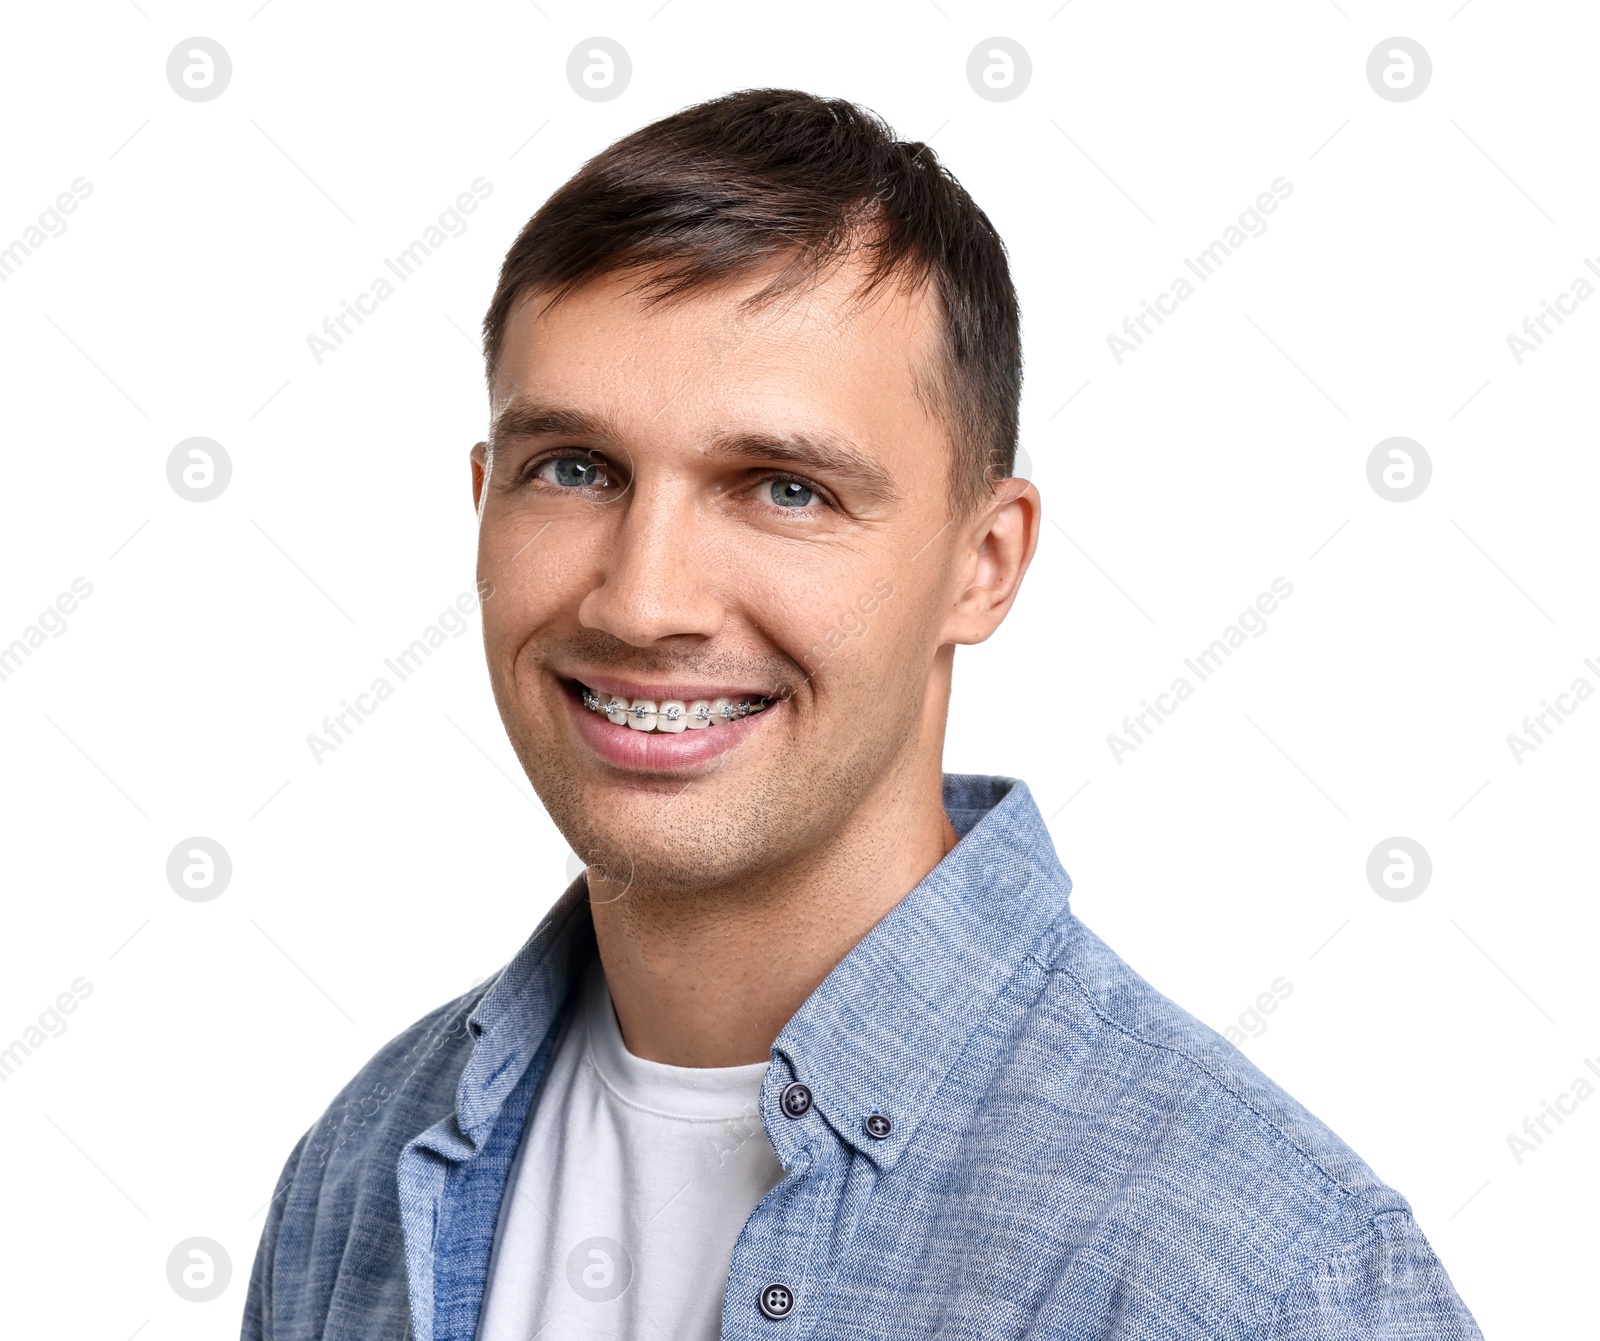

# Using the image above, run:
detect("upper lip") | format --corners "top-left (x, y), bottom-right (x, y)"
top-left (565, 673), bottom-right (776, 702)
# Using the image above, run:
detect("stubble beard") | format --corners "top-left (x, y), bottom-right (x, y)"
top-left (491, 660), bottom-right (914, 907)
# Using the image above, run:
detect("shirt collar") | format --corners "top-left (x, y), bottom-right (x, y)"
top-left (456, 877), bottom-right (596, 1142)
top-left (766, 773), bottom-right (1073, 1172)
top-left (454, 772), bottom-right (1072, 1170)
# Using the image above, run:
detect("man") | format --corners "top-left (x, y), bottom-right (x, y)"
top-left (244, 90), bottom-right (1481, 1340)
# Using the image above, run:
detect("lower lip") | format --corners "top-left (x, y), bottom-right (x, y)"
top-left (563, 682), bottom-right (780, 772)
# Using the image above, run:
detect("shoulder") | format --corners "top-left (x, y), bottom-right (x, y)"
top-left (289, 984), bottom-right (487, 1192)
top-left (1030, 912), bottom-right (1398, 1216)
top-left (1260, 1209), bottom-right (1482, 1338)
top-left (242, 984), bottom-right (490, 1339)
top-left (1008, 913), bottom-right (1479, 1332)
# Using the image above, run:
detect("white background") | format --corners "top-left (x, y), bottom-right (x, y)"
top-left (1, 1), bottom-right (1594, 1336)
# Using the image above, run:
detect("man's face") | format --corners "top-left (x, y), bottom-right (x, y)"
top-left (473, 263), bottom-right (989, 893)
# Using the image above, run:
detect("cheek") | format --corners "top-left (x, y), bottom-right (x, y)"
top-left (769, 567), bottom-right (924, 697)
top-left (479, 514), bottom-right (596, 644)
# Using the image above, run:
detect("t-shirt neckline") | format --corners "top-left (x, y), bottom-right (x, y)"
top-left (581, 955), bottom-right (771, 1121)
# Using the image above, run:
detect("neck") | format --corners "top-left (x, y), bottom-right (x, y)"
top-left (587, 744), bottom-right (958, 1068)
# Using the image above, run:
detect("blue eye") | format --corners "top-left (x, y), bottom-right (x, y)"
top-left (770, 479), bottom-right (814, 508)
top-left (545, 455), bottom-right (606, 488)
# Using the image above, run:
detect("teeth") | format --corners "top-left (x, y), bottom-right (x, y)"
top-left (580, 683), bottom-right (770, 733)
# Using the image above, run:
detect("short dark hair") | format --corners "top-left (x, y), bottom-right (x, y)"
top-left (482, 88), bottom-right (1021, 511)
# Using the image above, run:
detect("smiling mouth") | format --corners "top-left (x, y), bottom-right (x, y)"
top-left (575, 680), bottom-right (774, 733)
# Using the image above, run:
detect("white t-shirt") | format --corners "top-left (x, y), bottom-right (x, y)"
top-left (476, 955), bottom-right (787, 1341)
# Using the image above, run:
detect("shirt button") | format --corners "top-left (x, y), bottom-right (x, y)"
top-left (779, 1081), bottom-right (813, 1119)
top-left (863, 1112), bottom-right (892, 1140)
top-left (758, 1282), bottom-right (796, 1319)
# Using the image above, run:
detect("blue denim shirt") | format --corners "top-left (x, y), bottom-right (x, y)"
top-left (243, 774), bottom-right (1481, 1340)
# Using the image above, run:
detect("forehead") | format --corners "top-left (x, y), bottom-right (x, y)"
top-left (490, 263), bottom-right (946, 458)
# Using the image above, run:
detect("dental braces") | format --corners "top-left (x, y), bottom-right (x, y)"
top-left (579, 685), bottom-right (772, 729)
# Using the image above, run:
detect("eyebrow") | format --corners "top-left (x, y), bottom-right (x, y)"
top-left (489, 398), bottom-right (621, 447)
top-left (702, 430), bottom-right (900, 507)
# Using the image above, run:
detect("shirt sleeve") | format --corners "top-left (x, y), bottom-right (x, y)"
top-left (240, 1128), bottom-right (311, 1341)
top-left (1262, 1210), bottom-right (1483, 1341)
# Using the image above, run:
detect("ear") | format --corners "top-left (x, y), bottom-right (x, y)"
top-left (471, 441), bottom-right (488, 512)
top-left (939, 476), bottom-right (1041, 646)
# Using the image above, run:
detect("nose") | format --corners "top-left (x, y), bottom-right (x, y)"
top-left (577, 475), bottom-right (726, 646)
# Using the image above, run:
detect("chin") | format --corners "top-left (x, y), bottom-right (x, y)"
top-left (563, 823), bottom-right (752, 898)
top-left (545, 749), bottom-right (812, 897)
